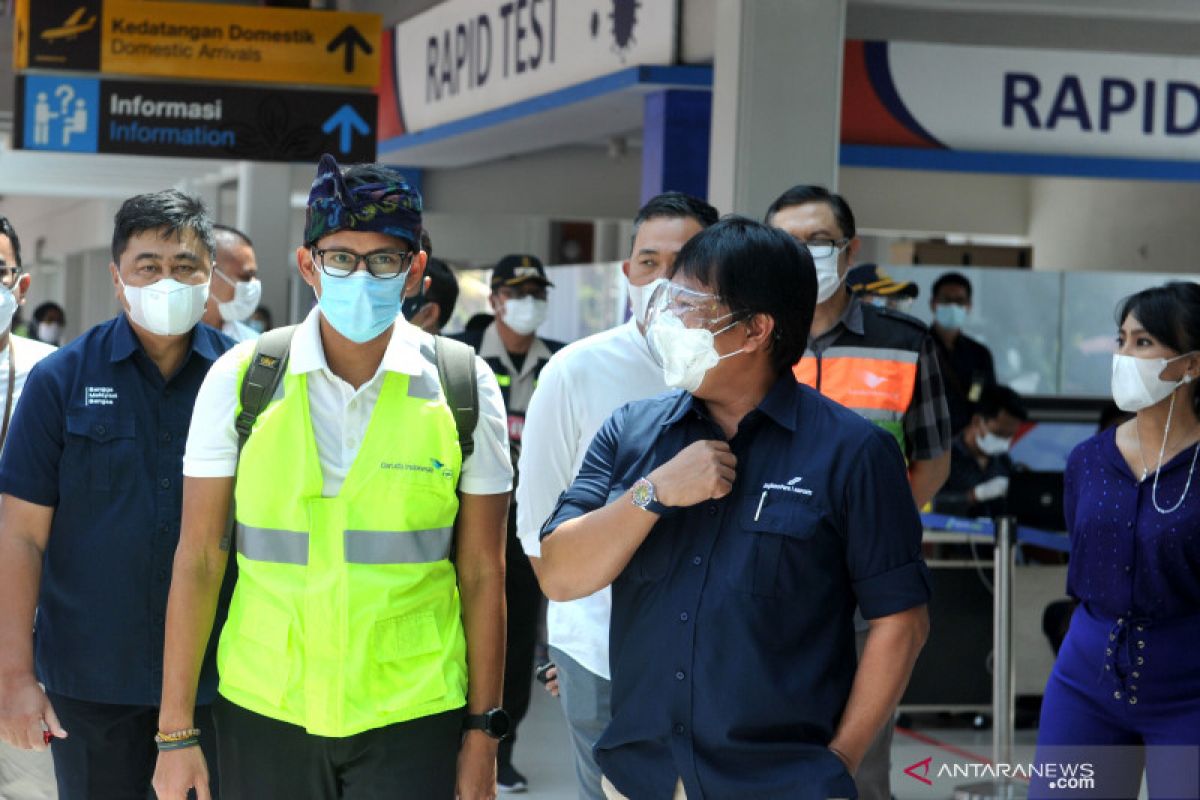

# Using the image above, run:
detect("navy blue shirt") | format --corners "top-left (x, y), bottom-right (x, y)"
top-left (1065, 427), bottom-right (1200, 621)
top-left (543, 376), bottom-right (932, 800)
top-left (0, 315), bottom-right (233, 707)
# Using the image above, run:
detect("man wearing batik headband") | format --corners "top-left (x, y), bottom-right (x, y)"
top-left (153, 155), bottom-right (513, 800)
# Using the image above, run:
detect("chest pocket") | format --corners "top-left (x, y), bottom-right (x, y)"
top-left (64, 413), bottom-right (137, 492)
top-left (725, 490), bottom-right (826, 598)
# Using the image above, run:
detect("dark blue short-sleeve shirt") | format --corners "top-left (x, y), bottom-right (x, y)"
top-left (0, 315), bottom-right (233, 707)
top-left (542, 375), bottom-right (932, 800)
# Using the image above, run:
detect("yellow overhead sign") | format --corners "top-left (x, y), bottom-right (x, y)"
top-left (15, 0), bottom-right (381, 89)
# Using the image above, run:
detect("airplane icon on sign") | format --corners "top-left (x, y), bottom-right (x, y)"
top-left (41, 7), bottom-right (98, 42)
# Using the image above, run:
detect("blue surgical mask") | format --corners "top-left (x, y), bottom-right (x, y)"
top-left (934, 303), bottom-right (968, 330)
top-left (318, 270), bottom-right (407, 343)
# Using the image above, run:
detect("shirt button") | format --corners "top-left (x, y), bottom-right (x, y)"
top-left (692, 556), bottom-right (702, 566)
top-left (1132, 671), bottom-right (1140, 679)
top-left (1137, 657), bottom-right (1145, 666)
top-left (1126, 522), bottom-right (1133, 529)
top-left (159, 478), bottom-right (171, 489)
top-left (1137, 640), bottom-right (1146, 649)
top-left (675, 671), bottom-right (686, 681)
top-left (93, 424), bottom-right (106, 436)
top-left (707, 504), bottom-right (718, 516)
top-left (1129, 697), bottom-right (1138, 705)
top-left (159, 523), bottom-right (170, 534)
top-left (1113, 690), bottom-right (1122, 700)
top-left (673, 724), bottom-right (685, 735)
top-left (160, 431), bottom-right (171, 443)
top-left (679, 612), bottom-right (689, 622)
top-left (1125, 566), bottom-right (1132, 573)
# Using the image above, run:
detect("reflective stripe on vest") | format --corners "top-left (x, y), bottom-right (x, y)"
top-left (238, 525), bottom-right (309, 565)
top-left (795, 345), bottom-right (919, 452)
top-left (238, 526), bottom-right (455, 566)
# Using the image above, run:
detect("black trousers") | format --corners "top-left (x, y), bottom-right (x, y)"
top-left (47, 692), bottom-right (219, 800)
top-left (212, 696), bottom-right (464, 799)
top-left (500, 504), bottom-right (542, 770)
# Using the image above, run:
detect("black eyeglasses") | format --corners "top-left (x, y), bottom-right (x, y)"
top-left (310, 248), bottom-right (414, 279)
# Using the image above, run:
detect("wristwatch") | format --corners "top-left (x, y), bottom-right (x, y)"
top-left (462, 708), bottom-right (513, 740)
top-left (631, 477), bottom-right (672, 516)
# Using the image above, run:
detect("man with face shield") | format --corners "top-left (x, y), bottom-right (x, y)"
top-left (0, 191), bottom-right (234, 799)
top-left (151, 155), bottom-right (512, 799)
top-left (934, 384), bottom-right (1028, 519)
top-left (535, 217), bottom-right (930, 800)
top-left (767, 185), bottom-right (950, 800)
top-left (516, 192), bottom-right (717, 799)
top-left (199, 224), bottom-right (262, 342)
top-left (453, 253), bottom-right (563, 791)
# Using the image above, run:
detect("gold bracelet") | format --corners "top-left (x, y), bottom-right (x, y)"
top-left (155, 727), bottom-right (201, 744)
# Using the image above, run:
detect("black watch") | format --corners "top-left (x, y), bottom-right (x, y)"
top-left (462, 708), bottom-right (512, 740)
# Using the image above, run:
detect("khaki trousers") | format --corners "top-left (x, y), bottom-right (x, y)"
top-left (602, 775), bottom-right (686, 799)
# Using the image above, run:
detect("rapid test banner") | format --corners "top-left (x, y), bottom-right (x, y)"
top-left (388, 0), bottom-right (676, 135)
top-left (842, 40), bottom-right (1200, 161)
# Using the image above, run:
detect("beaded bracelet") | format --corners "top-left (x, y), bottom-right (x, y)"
top-left (155, 727), bottom-right (201, 744)
top-left (156, 737), bottom-right (201, 752)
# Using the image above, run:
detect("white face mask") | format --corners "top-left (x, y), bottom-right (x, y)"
top-left (628, 277), bottom-right (666, 327)
top-left (214, 270), bottom-right (262, 323)
top-left (646, 310), bottom-right (743, 393)
top-left (813, 251), bottom-right (846, 304)
top-left (1111, 352), bottom-right (1194, 412)
top-left (502, 296), bottom-right (548, 335)
top-left (0, 285), bottom-right (17, 335)
top-left (36, 321), bottom-right (62, 344)
top-left (976, 426), bottom-right (1012, 456)
top-left (120, 275), bottom-right (210, 336)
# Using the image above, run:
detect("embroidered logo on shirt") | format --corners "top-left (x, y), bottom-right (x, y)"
top-left (762, 476), bottom-right (813, 496)
top-left (85, 386), bottom-right (118, 406)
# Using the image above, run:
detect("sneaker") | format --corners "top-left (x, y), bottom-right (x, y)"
top-left (497, 762), bottom-right (528, 793)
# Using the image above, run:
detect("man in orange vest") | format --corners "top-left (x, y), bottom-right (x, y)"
top-left (767, 185), bottom-right (951, 800)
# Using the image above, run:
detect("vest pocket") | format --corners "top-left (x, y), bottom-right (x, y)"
top-left (223, 603), bottom-right (292, 706)
top-left (371, 611), bottom-right (448, 711)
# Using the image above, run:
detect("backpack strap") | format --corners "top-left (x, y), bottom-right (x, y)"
top-left (434, 335), bottom-right (479, 459)
top-left (221, 325), bottom-right (296, 551)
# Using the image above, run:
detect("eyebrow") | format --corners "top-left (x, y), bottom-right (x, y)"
top-left (636, 248), bottom-right (660, 257)
top-left (135, 251), bottom-right (201, 261)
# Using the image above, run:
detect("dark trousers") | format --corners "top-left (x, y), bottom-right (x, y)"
top-left (47, 692), bottom-right (218, 800)
top-left (212, 696), bottom-right (464, 799)
top-left (500, 506), bottom-right (542, 770)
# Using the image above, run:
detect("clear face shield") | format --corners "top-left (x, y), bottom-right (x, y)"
top-left (643, 281), bottom-right (739, 367)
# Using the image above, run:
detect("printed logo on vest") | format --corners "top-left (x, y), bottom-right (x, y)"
top-left (862, 371), bottom-right (889, 389)
top-left (380, 459), bottom-right (454, 479)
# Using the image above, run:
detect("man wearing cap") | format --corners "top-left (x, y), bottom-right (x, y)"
top-left (152, 155), bottom-right (513, 799)
top-left (846, 263), bottom-right (918, 314)
top-left (454, 255), bottom-right (563, 791)
top-left (767, 186), bottom-right (950, 800)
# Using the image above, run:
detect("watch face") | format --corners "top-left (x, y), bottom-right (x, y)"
top-left (632, 479), bottom-right (652, 507)
top-left (486, 709), bottom-right (512, 738)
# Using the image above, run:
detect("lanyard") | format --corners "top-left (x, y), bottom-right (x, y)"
top-left (0, 344), bottom-right (15, 451)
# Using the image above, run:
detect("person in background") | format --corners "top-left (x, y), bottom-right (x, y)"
top-left (934, 384), bottom-right (1028, 519)
top-left (517, 192), bottom-right (718, 800)
top-left (201, 225), bottom-right (261, 342)
top-left (404, 257), bottom-right (460, 335)
top-left (535, 217), bottom-right (930, 800)
top-left (767, 186), bottom-right (950, 800)
top-left (454, 254), bottom-right (563, 793)
top-left (0, 191), bottom-right (233, 799)
top-left (930, 271), bottom-right (997, 435)
top-left (247, 306), bottom-right (272, 334)
top-left (846, 263), bottom-right (918, 314)
top-left (31, 302), bottom-right (66, 347)
top-left (1032, 282), bottom-right (1200, 799)
top-left (0, 217), bottom-right (59, 800)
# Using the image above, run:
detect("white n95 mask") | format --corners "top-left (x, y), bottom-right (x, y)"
top-left (121, 276), bottom-right (209, 336)
top-left (627, 278), bottom-right (666, 327)
top-left (646, 311), bottom-right (743, 393)
top-left (503, 296), bottom-right (548, 335)
top-left (0, 285), bottom-right (17, 335)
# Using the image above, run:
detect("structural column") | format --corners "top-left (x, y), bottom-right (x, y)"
top-left (708, 0), bottom-right (846, 216)
top-left (236, 161), bottom-right (295, 324)
top-left (642, 90), bottom-right (713, 203)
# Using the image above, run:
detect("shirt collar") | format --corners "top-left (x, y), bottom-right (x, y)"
top-left (660, 372), bottom-right (801, 433)
top-left (288, 307), bottom-right (427, 377)
top-left (108, 313), bottom-right (225, 364)
top-left (478, 320), bottom-right (553, 375)
top-left (810, 294), bottom-right (865, 350)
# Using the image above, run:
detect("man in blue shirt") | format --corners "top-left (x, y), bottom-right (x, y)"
top-left (0, 190), bottom-right (233, 799)
top-left (537, 217), bottom-right (932, 800)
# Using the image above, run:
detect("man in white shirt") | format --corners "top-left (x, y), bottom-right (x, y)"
top-left (152, 156), bottom-right (512, 800)
top-left (0, 216), bottom-right (57, 800)
top-left (200, 224), bottom-right (262, 342)
top-left (516, 193), bottom-right (717, 799)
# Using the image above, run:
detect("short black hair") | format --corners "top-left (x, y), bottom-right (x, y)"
top-left (631, 192), bottom-right (719, 251)
top-left (764, 185), bottom-right (857, 239)
top-left (975, 384), bottom-right (1027, 422)
top-left (1118, 281), bottom-right (1200, 417)
top-left (424, 257), bottom-right (460, 330)
top-left (212, 223), bottom-right (253, 249)
top-left (420, 229), bottom-right (433, 257)
top-left (0, 216), bottom-right (22, 268)
top-left (932, 271), bottom-right (973, 301)
top-left (111, 190), bottom-right (214, 264)
top-left (672, 216), bottom-right (816, 374)
top-left (33, 301), bottom-right (64, 323)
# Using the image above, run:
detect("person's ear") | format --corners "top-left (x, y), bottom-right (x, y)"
top-left (14, 273), bottom-right (32, 304)
top-left (296, 246), bottom-right (322, 295)
top-left (404, 251), bottom-right (428, 298)
top-left (110, 263), bottom-right (130, 310)
top-left (621, 260), bottom-right (631, 280)
top-left (845, 236), bottom-right (861, 266)
top-left (740, 312), bottom-right (776, 355)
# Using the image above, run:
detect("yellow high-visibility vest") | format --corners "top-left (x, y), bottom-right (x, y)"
top-left (216, 362), bottom-right (466, 737)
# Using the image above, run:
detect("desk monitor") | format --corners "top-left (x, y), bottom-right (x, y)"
top-left (1008, 471), bottom-right (1066, 532)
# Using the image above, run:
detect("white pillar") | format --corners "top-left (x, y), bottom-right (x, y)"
top-left (708, 0), bottom-right (846, 217)
top-left (235, 162), bottom-right (295, 324)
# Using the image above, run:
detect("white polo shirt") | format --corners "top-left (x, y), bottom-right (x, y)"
top-left (516, 318), bottom-right (667, 679)
top-left (184, 307), bottom-right (512, 498)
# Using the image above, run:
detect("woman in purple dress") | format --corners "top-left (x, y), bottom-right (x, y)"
top-left (1033, 282), bottom-right (1200, 799)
